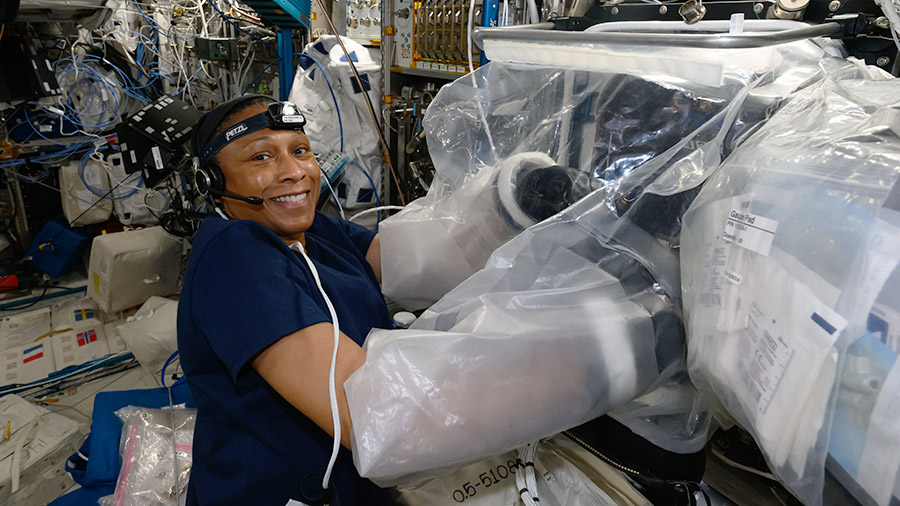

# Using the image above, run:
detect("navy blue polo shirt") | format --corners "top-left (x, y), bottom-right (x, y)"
top-left (177, 212), bottom-right (392, 506)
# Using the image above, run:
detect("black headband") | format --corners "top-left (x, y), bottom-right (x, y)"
top-left (197, 101), bottom-right (307, 166)
top-left (190, 95), bottom-right (275, 163)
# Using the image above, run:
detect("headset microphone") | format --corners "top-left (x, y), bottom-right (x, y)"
top-left (208, 187), bottom-right (264, 205)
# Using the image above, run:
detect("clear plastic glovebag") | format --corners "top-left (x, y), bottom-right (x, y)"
top-left (380, 38), bottom-right (833, 311)
top-left (359, 35), bottom-right (837, 486)
top-left (109, 405), bottom-right (196, 506)
top-left (681, 58), bottom-right (900, 506)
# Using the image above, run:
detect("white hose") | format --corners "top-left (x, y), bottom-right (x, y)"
top-left (349, 205), bottom-right (405, 222)
top-left (292, 241), bottom-right (343, 492)
top-left (525, 0), bottom-right (540, 24)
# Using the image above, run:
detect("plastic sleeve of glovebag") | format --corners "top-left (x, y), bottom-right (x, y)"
top-left (681, 58), bottom-right (900, 506)
top-left (348, 203), bottom-right (670, 486)
top-left (380, 152), bottom-right (553, 310)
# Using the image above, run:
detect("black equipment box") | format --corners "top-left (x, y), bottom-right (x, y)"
top-left (117, 95), bottom-right (201, 187)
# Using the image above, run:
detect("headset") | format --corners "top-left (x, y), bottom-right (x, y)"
top-left (194, 101), bottom-right (308, 206)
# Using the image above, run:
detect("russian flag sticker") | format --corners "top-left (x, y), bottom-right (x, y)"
top-left (23, 344), bottom-right (44, 364)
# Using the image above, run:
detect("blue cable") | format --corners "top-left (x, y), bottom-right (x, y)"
top-left (161, 350), bottom-right (180, 387)
top-left (295, 53), bottom-right (344, 153)
top-left (23, 109), bottom-right (84, 147)
top-left (78, 150), bottom-right (141, 200)
top-left (58, 47), bottom-right (154, 103)
top-left (55, 65), bottom-right (120, 131)
top-left (129, 0), bottom-right (171, 37)
top-left (241, 60), bottom-right (278, 95)
top-left (208, 0), bottom-right (276, 51)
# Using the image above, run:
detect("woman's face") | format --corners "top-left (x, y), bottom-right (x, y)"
top-left (216, 104), bottom-right (321, 245)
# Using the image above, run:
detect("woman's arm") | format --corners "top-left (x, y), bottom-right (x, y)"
top-left (366, 234), bottom-right (381, 283)
top-left (251, 322), bottom-right (366, 449)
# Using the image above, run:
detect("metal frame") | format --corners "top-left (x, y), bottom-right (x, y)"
top-left (277, 28), bottom-right (294, 100)
top-left (473, 21), bottom-right (841, 49)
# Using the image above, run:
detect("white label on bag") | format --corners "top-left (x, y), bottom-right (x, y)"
top-left (723, 209), bottom-right (778, 256)
top-left (724, 269), bottom-right (743, 285)
top-left (151, 146), bottom-right (164, 171)
top-left (742, 302), bottom-right (798, 414)
top-left (858, 360), bottom-right (900, 506)
top-left (741, 295), bottom-right (846, 417)
top-left (733, 257), bottom-right (847, 472)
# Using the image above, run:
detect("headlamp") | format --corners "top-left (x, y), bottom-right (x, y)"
top-left (199, 101), bottom-right (307, 166)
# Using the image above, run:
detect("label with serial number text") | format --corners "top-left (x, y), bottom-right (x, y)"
top-left (723, 208), bottom-right (778, 256)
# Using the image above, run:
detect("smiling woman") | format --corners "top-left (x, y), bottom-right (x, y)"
top-left (215, 104), bottom-right (321, 245)
top-left (177, 95), bottom-right (391, 506)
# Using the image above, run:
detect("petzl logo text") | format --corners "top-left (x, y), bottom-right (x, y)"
top-left (226, 124), bottom-right (248, 141)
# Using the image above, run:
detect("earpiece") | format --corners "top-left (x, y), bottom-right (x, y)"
top-left (194, 161), bottom-right (226, 197)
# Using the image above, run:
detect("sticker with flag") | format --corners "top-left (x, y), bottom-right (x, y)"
top-left (23, 344), bottom-right (44, 364)
top-left (77, 330), bottom-right (98, 347)
top-left (73, 308), bottom-right (95, 321)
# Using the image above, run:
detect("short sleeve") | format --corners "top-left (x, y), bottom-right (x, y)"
top-left (327, 216), bottom-right (376, 257)
top-left (189, 223), bottom-right (330, 381)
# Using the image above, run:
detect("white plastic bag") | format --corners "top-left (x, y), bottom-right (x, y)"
top-left (114, 297), bottom-right (178, 376)
top-left (111, 405), bottom-right (196, 506)
top-left (681, 58), bottom-right (900, 506)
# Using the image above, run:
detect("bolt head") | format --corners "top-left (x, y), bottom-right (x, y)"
top-left (828, 0), bottom-right (840, 11)
top-left (659, 5), bottom-right (667, 13)
top-left (876, 16), bottom-right (890, 28)
top-left (754, 2), bottom-right (764, 12)
top-left (611, 6), bottom-right (619, 14)
top-left (877, 56), bottom-right (890, 66)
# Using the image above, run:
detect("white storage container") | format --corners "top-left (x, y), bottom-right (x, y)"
top-left (88, 227), bottom-right (183, 313)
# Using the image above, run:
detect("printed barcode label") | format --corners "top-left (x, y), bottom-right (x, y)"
top-left (723, 209), bottom-right (778, 256)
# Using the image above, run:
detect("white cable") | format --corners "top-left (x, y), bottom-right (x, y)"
top-left (515, 442), bottom-right (541, 506)
top-left (524, 442), bottom-right (540, 503)
top-left (466, 0), bottom-right (499, 163)
top-left (321, 169), bottom-right (346, 219)
top-left (467, 0), bottom-right (478, 75)
top-left (238, 46), bottom-right (256, 90)
top-left (515, 458), bottom-right (531, 506)
top-left (348, 205), bottom-right (405, 222)
top-left (879, 0), bottom-right (900, 53)
top-left (197, 0), bottom-right (209, 37)
top-left (291, 240), bottom-right (343, 492)
top-left (526, 0), bottom-right (540, 23)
